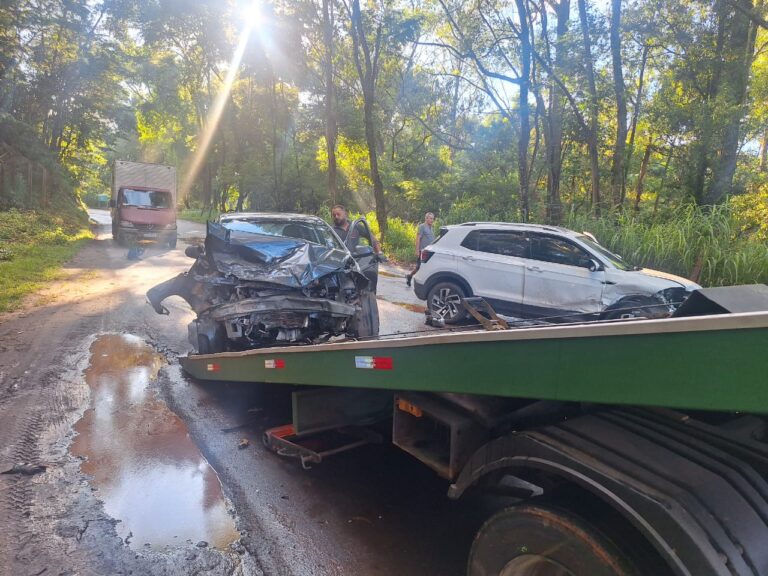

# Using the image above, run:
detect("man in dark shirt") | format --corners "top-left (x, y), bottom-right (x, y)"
top-left (331, 204), bottom-right (381, 254)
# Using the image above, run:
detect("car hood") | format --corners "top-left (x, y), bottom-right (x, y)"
top-left (205, 221), bottom-right (352, 288)
top-left (637, 267), bottom-right (700, 291)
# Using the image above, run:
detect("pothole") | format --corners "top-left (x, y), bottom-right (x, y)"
top-left (70, 333), bottom-right (239, 550)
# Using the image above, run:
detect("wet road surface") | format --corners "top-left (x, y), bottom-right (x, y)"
top-left (71, 334), bottom-right (239, 550)
top-left (0, 210), bottom-right (506, 576)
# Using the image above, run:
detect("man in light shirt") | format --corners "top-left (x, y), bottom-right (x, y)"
top-left (406, 212), bottom-right (435, 287)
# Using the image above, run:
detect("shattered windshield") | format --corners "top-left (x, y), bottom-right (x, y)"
top-left (576, 235), bottom-right (633, 271)
top-left (221, 218), bottom-right (343, 250)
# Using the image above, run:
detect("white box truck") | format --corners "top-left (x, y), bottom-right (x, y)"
top-left (110, 161), bottom-right (177, 248)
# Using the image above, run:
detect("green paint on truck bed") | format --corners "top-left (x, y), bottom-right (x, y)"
top-left (180, 312), bottom-right (768, 414)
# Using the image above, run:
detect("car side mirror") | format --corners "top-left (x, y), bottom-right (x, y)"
top-left (185, 245), bottom-right (203, 259)
top-left (108, 199), bottom-right (115, 208)
top-left (353, 245), bottom-right (374, 257)
top-left (587, 259), bottom-right (603, 272)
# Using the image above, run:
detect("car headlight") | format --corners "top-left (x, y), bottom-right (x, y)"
top-left (657, 287), bottom-right (688, 306)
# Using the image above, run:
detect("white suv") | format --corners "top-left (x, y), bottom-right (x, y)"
top-left (412, 222), bottom-right (701, 324)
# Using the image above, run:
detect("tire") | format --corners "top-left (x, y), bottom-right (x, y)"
top-left (167, 233), bottom-right (177, 249)
top-left (115, 233), bottom-right (126, 247)
top-left (468, 504), bottom-right (639, 576)
top-left (427, 281), bottom-right (467, 324)
top-left (197, 335), bottom-right (213, 355)
top-left (603, 297), bottom-right (661, 320)
top-left (197, 325), bottom-right (226, 354)
top-left (351, 291), bottom-right (380, 338)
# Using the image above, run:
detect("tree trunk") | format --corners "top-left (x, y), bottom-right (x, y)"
top-left (609, 0), bottom-right (627, 210)
top-left (653, 146), bottom-right (674, 218)
top-left (760, 128), bottom-right (767, 171)
top-left (633, 142), bottom-right (653, 212)
top-left (348, 0), bottom-right (388, 237)
top-left (322, 0), bottom-right (338, 204)
top-left (691, 0), bottom-right (726, 204)
top-left (578, 0), bottom-right (601, 214)
top-left (515, 0), bottom-right (531, 222)
top-left (545, 0), bottom-right (569, 224)
top-left (705, 0), bottom-right (758, 205)
top-left (622, 42), bottom-right (649, 206)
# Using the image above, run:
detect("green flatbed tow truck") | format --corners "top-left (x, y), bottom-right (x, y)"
top-left (180, 287), bottom-right (768, 576)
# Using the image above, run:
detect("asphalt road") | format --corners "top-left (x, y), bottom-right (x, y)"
top-left (0, 210), bottom-right (505, 576)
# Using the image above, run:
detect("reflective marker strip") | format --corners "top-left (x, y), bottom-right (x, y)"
top-left (355, 356), bottom-right (393, 370)
top-left (207, 363), bottom-right (221, 372)
top-left (265, 359), bottom-right (285, 369)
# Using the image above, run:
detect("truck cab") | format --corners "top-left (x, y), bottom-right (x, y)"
top-left (110, 161), bottom-right (177, 248)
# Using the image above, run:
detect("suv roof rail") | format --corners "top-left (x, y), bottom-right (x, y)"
top-left (457, 222), bottom-right (571, 234)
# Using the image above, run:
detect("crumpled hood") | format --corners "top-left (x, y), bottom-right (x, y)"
top-left (638, 267), bottom-right (701, 291)
top-left (205, 221), bottom-right (352, 288)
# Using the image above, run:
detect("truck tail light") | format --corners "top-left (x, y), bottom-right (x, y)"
top-left (420, 249), bottom-right (434, 263)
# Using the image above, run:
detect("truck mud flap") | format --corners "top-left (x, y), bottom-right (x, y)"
top-left (450, 409), bottom-right (768, 576)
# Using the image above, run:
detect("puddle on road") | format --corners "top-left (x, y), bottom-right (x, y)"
top-left (70, 334), bottom-right (239, 550)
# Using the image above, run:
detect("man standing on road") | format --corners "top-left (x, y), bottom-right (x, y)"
top-left (406, 212), bottom-right (435, 287)
top-left (331, 204), bottom-right (381, 254)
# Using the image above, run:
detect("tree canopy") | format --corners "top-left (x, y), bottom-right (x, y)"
top-left (1, 0), bottom-right (767, 230)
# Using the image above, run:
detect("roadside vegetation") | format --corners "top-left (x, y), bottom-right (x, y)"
top-left (3, 0), bottom-right (768, 296)
top-left (0, 210), bottom-right (93, 313)
top-left (174, 199), bottom-right (768, 287)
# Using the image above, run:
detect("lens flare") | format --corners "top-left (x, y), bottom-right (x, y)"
top-left (178, 6), bottom-right (261, 202)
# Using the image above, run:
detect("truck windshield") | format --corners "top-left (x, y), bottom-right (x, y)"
top-left (121, 189), bottom-right (172, 209)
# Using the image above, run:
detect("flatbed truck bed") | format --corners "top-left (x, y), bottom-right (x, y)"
top-left (180, 310), bottom-right (768, 576)
top-left (182, 311), bottom-right (768, 414)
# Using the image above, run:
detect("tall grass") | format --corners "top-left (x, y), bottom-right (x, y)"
top-left (0, 209), bottom-right (93, 312)
top-left (567, 205), bottom-right (768, 286)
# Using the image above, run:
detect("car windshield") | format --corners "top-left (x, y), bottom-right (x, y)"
top-left (221, 218), bottom-right (344, 250)
top-left (576, 235), bottom-right (633, 271)
top-left (121, 188), bottom-right (172, 209)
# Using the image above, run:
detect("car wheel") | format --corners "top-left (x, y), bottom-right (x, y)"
top-left (197, 326), bottom-right (226, 354)
top-left (168, 233), bottom-right (177, 249)
top-left (427, 281), bottom-right (467, 324)
top-left (603, 297), bottom-right (662, 320)
top-left (351, 291), bottom-right (380, 338)
top-left (468, 503), bottom-right (640, 576)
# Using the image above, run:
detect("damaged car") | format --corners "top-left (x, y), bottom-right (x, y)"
top-left (412, 222), bottom-right (701, 324)
top-left (147, 212), bottom-right (380, 353)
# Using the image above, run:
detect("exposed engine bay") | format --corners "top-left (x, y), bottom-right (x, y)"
top-left (147, 217), bottom-right (379, 353)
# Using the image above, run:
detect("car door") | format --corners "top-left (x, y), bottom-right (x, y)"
top-left (522, 233), bottom-right (605, 318)
top-left (458, 230), bottom-right (529, 315)
top-left (345, 218), bottom-right (379, 293)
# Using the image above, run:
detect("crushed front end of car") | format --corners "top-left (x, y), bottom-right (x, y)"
top-left (147, 221), bottom-right (376, 353)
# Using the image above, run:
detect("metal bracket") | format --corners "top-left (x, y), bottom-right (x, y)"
top-left (263, 424), bottom-right (382, 469)
top-left (461, 297), bottom-right (509, 331)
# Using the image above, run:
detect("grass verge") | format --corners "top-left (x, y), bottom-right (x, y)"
top-left (0, 209), bottom-right (93, 313)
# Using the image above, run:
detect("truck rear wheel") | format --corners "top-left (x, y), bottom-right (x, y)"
top-left (167, 233), bottom-right (177, 249)
top-left (468, 503), bottom-right (638, 576)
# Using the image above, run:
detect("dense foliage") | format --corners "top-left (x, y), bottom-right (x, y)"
top-left (1, 0), bottom-right (767, 284)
